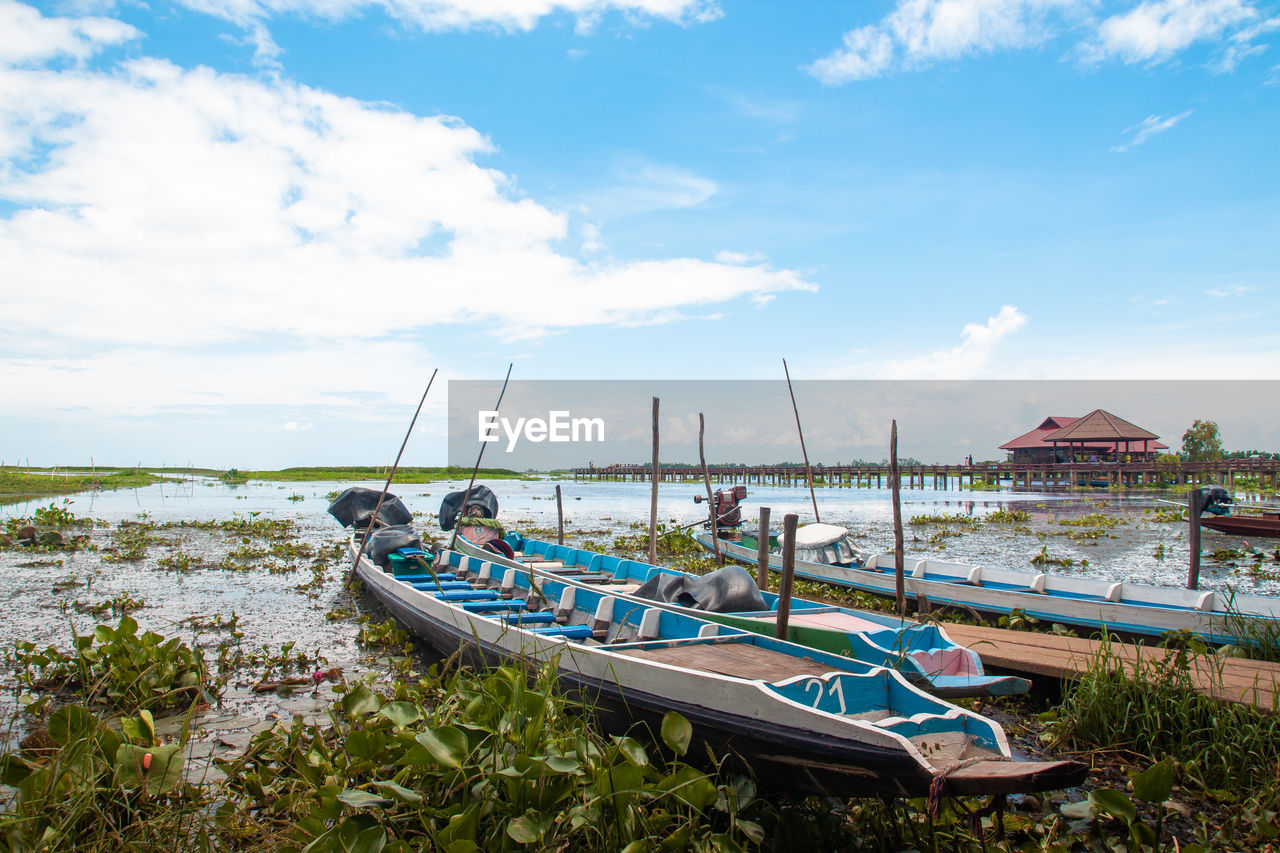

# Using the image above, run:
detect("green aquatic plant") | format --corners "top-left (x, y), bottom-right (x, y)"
top-left (6, 616), bottom-right (213, 714)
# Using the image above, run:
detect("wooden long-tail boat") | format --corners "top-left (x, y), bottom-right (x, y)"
top-left (352, 538), bottom-right (1086, 799)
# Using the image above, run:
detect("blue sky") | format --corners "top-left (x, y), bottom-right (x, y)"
top-left (1, 0), bottom-right (1277, 467)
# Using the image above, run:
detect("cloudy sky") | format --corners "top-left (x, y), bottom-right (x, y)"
top-left (1, 0), bottom-right (1276, 467)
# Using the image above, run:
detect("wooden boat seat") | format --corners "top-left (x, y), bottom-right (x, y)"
top-left (617, 640), bottom-right (849, 683)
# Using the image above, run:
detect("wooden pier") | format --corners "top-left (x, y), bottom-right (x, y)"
top-left (944, 624), bottom-right (1279, 712)
top-left (572, 459), bottom-right (1280, 492)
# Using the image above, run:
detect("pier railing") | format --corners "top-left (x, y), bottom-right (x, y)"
top-left (571, 459), bottom-right (1280, 491)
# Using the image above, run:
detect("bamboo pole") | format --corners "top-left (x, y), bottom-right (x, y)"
top-left (782, 359), bottom-right (820, 522)
top-left (555, 484), bottom-right (565, 546)
top-left (648, 396), bottom-right (660, 564)
top-left (775, 512), bottom-right (798, 640)
top-left (699, 413), bottom-right (722, 564)
top-left (449, 364), bottom-right (514, 550)
top-left (1188, 487), bottom-right (1202, 590)
top-left (755, 506), bottom-right (771, 591)
top-left (891, 420), bottom-right (906, 616)
top-left (349, 368), bottom-right (439, 577)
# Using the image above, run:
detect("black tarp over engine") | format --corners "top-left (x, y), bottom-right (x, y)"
top-left (439, 485), bottom-right (499, 531)
top-left (327, 487), bottom-right (413, 529)
top-left (633, 565), bottom-right (766, 613)
top-left (1199, 485), bottom-right (1232, 516)
top-left (365, 525), bottom-right (423, 568)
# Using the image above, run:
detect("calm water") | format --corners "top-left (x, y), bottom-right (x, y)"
top-left (2, 476), bottom-right (1276, 661)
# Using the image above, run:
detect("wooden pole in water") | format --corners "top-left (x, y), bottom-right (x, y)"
top-left (775, 512), bottom-right (798, 640)
top-left (349, 368), bottom-right (439, 577)
top-left (755, 506), bottom-right (771, 591)
top-left (891, 420), bottom-right (906, 616)
top-left (449, 363), bottom-right (514, 550)
top-left (555, 484), bottom-right (565, 546)
top-left (699, 413), bottom-right (722, 565)
top-left (782, 359), bottom-right (821, 522)
top-left (648, 396), bottom-right (660, 564)
top-left (1188, 487), bottom-right (1203, 590)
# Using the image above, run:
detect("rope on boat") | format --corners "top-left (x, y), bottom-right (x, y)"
top-left (926, 756), bottom-right (1003, 818)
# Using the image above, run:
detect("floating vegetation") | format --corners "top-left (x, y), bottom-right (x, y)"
top-left (156, 551), bottom-right (203, 572)
top-left (985, 507), bottom-right (1031, 523)
top-left (1057, 512), bottom-right (1123, 529)
top-left (1147, 507), bottom-right (1186, 523)
top-left (100, 524), bottom-right (153, 563)
top-left (908, 512), bottom-right (981, 527)
top-left (6, 616), bottom-right (211, 714)
top-left (1031, 546), bottom-right (1075, 568)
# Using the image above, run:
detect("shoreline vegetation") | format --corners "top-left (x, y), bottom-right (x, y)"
top-left (0, 467), bottom-right (536, 504)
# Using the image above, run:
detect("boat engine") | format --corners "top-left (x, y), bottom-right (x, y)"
top-left (1199, 485), bottom-right (1231, 516)
top-left (694, 485), bottom-right (747, 528)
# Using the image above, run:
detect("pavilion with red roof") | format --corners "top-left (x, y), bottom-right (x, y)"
top-left (999, 410), bottom-right (1167, 464)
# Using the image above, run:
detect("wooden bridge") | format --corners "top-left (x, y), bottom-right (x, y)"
top-left (572, 459), bottom-right (1280, 492)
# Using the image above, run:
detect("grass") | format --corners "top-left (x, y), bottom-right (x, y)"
top-left (219, 466), bottom-right (532, 482)
top-left (0, 469), bottom-right (164, 505)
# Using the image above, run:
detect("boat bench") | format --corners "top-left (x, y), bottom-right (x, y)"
top-left (433, 590), bottom-right (501, 602)
top-left (410, 581), bottom-right (474, 592)
top-left (395, 573), bottom-right (456, 583)
top-left (529, 625), bottom-right (595, 640)
top-left (462, 600), bottom-right (530, 613)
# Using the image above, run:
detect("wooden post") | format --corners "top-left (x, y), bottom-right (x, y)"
top-left (555, 484), bottom-right (565, 546)
top-left (648, 397), bottom-right (660, 564)
top-left (775, 512), bottom-right (798, 641)
top-left (1188, 486), bottom-right (1202, 590)
top-left (891, 420), bottom-right (906, 616)
top-left (755, 506), bottom-right (771, 591)
top-left (699, 413), bottom-right (722, 564)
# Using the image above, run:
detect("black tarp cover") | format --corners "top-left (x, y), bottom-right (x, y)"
top-left (632, 565), bottom-right (766, 613)
top-left (438, 485), bottom-right (499, 531)
top-left (366, 525), bottom-right (422, 568)
top-left (1199, 485), bottom-right (1232, 516)
top-left (327, 487), bottom-right (413, 529)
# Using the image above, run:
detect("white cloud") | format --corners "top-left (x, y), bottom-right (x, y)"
top-left (0, 3), bottom-right (812, 413)
top-left (158, 0), bottom-right (720, 35)
top-left (835, 305), bottom-right (1028, 378)
top-left (581, 160), bottom-right (720, 220)
top-left (810, 0), bottom-right (1273, 83)
top-left (0, 0), bottom-right (137, 65)
top-left (1087, 0), bottom-right (1257, 63)
top-left (808, 0), bottom-right (1081, 83)
top-left (1110, 109), bottom-right (1192, 151)
top-left (1206, 283), bottom-right (1261, 297)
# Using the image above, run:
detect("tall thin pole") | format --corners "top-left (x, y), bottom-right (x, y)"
top-left (1188, 487), bottom-right (1203, 590)
top-left (755, 506), bottom-right (772, 591)
top-left (783, 359), bottom-right (820, 522)
top-left (775, 512), bottom-right (798, 640)
top-left (449, 364), bottom-right (514, 549)
top-left (349, 369), bottom-right (439, 576)
top-left (555, 484), bottom-right (565, 546)
top-left (648, 396), bottom-right (660, 564)
top-left (891, 419), bottom-right (905, 615)
top-left (699, 413), bottom-right (722, 564)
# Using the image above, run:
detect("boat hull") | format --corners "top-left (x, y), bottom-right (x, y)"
top-left (1200, 514), bottom-right (1280, 539)
top-left (355, 547), bottom-right (1082, 798)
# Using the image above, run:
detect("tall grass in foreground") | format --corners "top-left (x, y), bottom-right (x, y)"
top-left (1051, 635), bottom-right (1280, 791)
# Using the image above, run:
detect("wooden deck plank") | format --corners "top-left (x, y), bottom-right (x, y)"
top-left (944, 624), bottom-right (1280, 711)
top-left (617, 641), bottom-right (847, 682)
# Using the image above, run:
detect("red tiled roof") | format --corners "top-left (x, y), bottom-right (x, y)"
top-left (999, 417), bottom-right (1078, 450)
top-left (1043, 409), bottom-right (1159, 442)
top-left (1001, 413), bottom-right (1167, 452)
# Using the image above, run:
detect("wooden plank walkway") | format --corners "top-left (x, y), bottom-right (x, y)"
top-left (944, 624), bottom-right (1280, 711)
